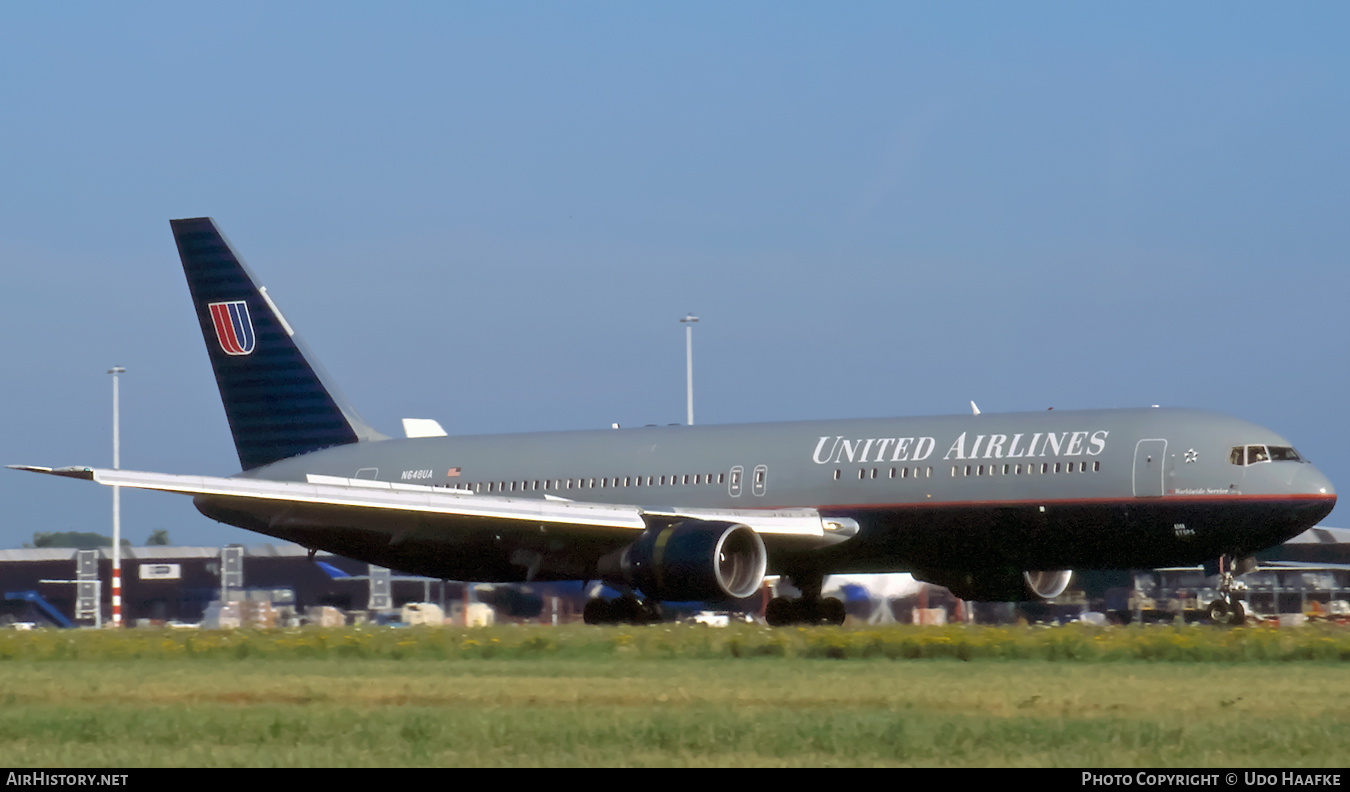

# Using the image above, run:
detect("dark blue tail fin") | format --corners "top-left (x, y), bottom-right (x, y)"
top-left (171, 217), bottom-right (385, 471)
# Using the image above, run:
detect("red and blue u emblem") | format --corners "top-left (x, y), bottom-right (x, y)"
top-left (208, 300), bottom-right (255, 356)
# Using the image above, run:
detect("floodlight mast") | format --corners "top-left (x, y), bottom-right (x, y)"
top-left (108, 366), bottom-right (125, 627)
top-left (680, 314), bottom-right (698, 425)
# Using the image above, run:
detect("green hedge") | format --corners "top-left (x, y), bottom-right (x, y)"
top-left (2, 622), bottom-right (1348, 663)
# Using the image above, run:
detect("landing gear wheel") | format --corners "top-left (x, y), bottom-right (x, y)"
top-left (819, 597), bottom-right (847, 626)
top-left (764, 595), bottom-right (845, 626)
top-left (1207, 599), bottom-right (1233, 625)
top-left (583, 598), bottom-right (611, 625)
top-left (584, 596), bottom-right (661, 625)
top-left (765, 597), bottom-right (797, 627)
top-left (611, 596), bottom-right (643, 624)
top-left (764, 571), bottom-right (844, 627)
top-left (1208, 598), bottom-right (1246, 626)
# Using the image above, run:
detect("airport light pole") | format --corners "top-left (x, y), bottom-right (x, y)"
top-left (680, 314), bottom-right (698, 425)
top-left (108, 366), bottom-right (125, 627)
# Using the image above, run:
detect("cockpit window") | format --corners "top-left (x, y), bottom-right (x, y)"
top-left (1269, 446), bottom-right (1303, 462)
top-left (1230, 445), bottom-right (1304, 465)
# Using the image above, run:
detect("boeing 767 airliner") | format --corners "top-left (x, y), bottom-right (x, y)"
top-left (12, 219), bottom-right (1337, 625)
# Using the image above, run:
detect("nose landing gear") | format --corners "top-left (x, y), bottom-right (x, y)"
top-left (1206, 554), bottom-right (1249, 627)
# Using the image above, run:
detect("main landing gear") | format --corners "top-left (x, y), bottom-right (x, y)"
top-left (583, 595), bottom-right (662, 625)
top-left (764, 572), bottom-right (846, 627)
top-left (1206, 554), bottom-right (1249, 627)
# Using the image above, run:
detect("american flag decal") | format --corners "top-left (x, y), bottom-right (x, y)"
top-left (208, 301), bottom-right (256, 355)
top-left (447, 467), bottom-right (461, 477)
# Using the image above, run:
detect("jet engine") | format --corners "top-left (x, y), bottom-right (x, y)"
top-left (1022, 569), bottom-right (1073, 600)
top-left (913, 567), bottom-right (1074, 602)
top-left (600, 520), bottom-right (767, 601)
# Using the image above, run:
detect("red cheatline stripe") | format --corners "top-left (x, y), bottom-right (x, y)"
top-left (811, 493), bottom-right (1337, 513)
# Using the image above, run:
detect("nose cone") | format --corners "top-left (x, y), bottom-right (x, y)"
top-left (1293, 463), bottom-right (1337, 527)
top-left (1296, 463), bottom-right (1336, 499)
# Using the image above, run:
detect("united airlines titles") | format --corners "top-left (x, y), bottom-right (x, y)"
top-left (811, 430), bottom-right (1108, 465)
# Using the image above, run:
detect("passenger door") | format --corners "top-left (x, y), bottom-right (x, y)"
top-left (1133, 439), bottom-right (1168, 497)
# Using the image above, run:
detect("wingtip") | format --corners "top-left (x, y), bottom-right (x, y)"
top-left (7, 465), bottom-right (96, 480)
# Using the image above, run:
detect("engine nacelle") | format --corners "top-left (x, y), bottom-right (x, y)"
top-left (1023, 569), bottom-right (1073, 600)
top-left (913, 567), bottom-right (1075, 601)
top-left (601, 520), bottom-right (767, 601)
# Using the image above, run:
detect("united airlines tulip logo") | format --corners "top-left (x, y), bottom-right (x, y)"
top-left (208, 300), bottom-right (256, 356)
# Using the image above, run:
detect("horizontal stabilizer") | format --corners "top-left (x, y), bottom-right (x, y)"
top-left (402, 419), bottom-right (448, 438)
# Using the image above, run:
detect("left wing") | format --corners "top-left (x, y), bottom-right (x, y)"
top-left (8, 465), bottom-right (852, 547)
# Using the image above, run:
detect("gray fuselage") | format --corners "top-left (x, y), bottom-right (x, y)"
top-left (221, 406), bottom-right (1335, 584)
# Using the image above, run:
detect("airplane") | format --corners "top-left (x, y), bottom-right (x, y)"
top-left (10, 218), bottom-right (1338, 626)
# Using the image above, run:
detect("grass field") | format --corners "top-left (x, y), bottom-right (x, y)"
top-left (2, 624), bottom-right (1348, 767)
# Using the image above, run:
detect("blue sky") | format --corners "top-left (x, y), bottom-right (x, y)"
top-left (2, 4), bottom-right (1347, 549)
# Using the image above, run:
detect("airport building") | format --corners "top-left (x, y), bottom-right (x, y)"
top-left (0, 544), bottom-right (477, 628)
